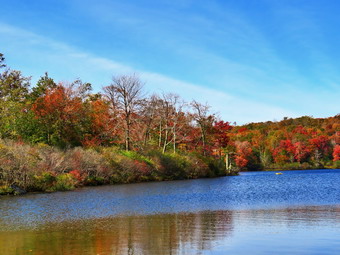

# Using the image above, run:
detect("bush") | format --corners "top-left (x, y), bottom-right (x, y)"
top-left (31, 172), bottom-right (57, 192)
top-left (84, 176), bottom-right (106, 186)
top-left (103, 148), bottom-right (156, 184)
top-left (0, 139), bottom-right (228, 195)
top-left (120, 150), bottom-right (154, 166)
top-left (53, 173), bottom-right (77, 191)
top-left (0, 140), bottom-right (39, 189)
top-left (0, 185), bottom-right (14, 195)
top-left (333, 160), bottom-right (340, 169)
top-left (148, 151), bottom-right (224, 180)
top-left (151, 152), bottom-right (187, 179)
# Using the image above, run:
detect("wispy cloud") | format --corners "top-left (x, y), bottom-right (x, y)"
top-left (1, 1), bottom-right (339, 123)
top-left (0, 22), bottom-right (298, 123)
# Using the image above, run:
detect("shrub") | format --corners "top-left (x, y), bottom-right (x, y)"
top-left (31, 172), bottom-right (57, 192)
top-left (53, 173), bottom-right (77, 191)
top-left (153, 152), bottom-right (187, 179)
top-left (0, 139), bottom-right (228, 195)
top-left (120, 150), bottom-right (154, 166)
top-left (333, 160), bottom-right (340, 169)
top-left (0, 185), bottom-right (14, 195)
top-left (0, 139), bottom-right (39, 189)
top-left (104, 148), bottom-right (155, 183)
top-left (84, 176), bottom-right (106, 186)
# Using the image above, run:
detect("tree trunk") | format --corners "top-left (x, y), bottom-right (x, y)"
top-left (173, 125), bottom-right (176, 154)
top-left (163, 125), bottom-right (168, 153)
top-left (125, 115), bottom-right (131, 151)
top-left (158, 121), bottom-right (162, 148)
top-left (225, 153), bottom-right (231, 175)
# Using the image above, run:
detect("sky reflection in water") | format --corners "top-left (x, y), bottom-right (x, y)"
top-left (0, 169), bottom-right (340, 254)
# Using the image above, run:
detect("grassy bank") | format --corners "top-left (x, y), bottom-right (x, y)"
top-left (0, 139), bottom-right (228, 195)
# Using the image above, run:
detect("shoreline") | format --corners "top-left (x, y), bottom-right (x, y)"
top-left (3, 168), bottom-right (340, 197)
top-left (0, 173), bottom-right (230, 197)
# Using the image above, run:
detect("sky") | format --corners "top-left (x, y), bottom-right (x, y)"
top-left (0, 0), bottom-right (339, 124)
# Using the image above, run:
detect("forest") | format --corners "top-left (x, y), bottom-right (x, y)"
top-left (0, 52), bottom-right (339, 195)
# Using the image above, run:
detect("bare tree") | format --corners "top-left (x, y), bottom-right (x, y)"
top-left (104, 74), bottom-right (143, 150)
top-left (140, 94), bottom-right (159, 147)
top-left (161, 93), bottom-right (176, 153)
top-left (171, 97), bottom-right (185, 153)
top-left (191, 100), bottom-right (214, 155)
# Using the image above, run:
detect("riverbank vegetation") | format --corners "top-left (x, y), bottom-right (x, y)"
top-left (0, 53), bottom-right (339, 195)
top-left (0, 140), bottom-right (224, 195)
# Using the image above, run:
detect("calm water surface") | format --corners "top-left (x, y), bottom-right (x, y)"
top-left (1, 169), bottom-right (340, 254)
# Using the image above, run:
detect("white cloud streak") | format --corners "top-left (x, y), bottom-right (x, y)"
top-left (0, 22), bottom-right (336, 124)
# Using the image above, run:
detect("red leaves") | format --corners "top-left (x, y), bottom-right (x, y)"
top-left (293, 142), bottom-right (310, 163)
top-left (134, 160), bottom-right (151, 175)
top-left (90, 99), bottom-right (111, 132)
top-left (280, 140), bottom-right (295, 154)
top-left (272, 139), bottom-right (295, 163)
top-left (292, 125), bottom-right (308, 135)
top-left (32, 84), bottom-right (84, 127)
top-left (32, 85), bottom-right (73, 119)
top-left (234, 141), bottom-right (252, 168)
top-left (81, 136), bottom-right (102, 148)
top-left (213, 121), bottom-right (232, 148)
top-left (235, 155), bottom-right (248, 168)
top-left (333, 145), bottom-right (340, 161)
top-left (309, 135), bottom-right (329, 152)
top-left (70, 169), bottom-right (82, 182)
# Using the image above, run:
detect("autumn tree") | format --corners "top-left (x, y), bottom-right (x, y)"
top-left (272, 139), bottom-right (295, 164)
top-left (213, 120), bottom-right (232, 158)
top-left (234, 141), bottom-right (252, 169)
top-left (140, 94), bottom-right (160, 147)
top-left (158, 93), bottom-right (184, 153)
top-left (104, 74), bottom-right (143, 150)
top-left (191, 100), bottom-right (215, 155)
top-left (333, 144), bottom-right (340, 161)
top-left (32, 81), bottom-right (91, 147)
top-left (293, 141), bottom-right (310, 163)
top-left (309, 135), bottom-right (330, 163)
top-left (82, 97), bottom-right (114, 147)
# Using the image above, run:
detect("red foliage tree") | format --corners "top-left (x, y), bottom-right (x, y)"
top-left (82, 98), bottom-right (119, 147)
top-left (234, 141), bottom-right (252, 168)
top-left (309, 135), bottom-right (330, 161)
top-left (333, 145), bottom-right (340, 161)
top-left (213, 121), bottom-right (232, 147)
top-left (272, 139), bottom-right (295, 163)
top-left (309, 135), bottom-right (329, 152)
top-left (212, 121), bottom-right (232, 157)
top-left (293, 142), bottom-right (310, 163)
top-left (32, 84), bottom-right (86, 146)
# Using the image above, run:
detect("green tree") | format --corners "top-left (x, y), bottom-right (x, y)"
top-left (0, 69), bottom-right (30, 102)
top-left (29, 72), bottom-right (57, 102)
top-left (0, 59), bottom-right (31, 138)
top-left (0, 53), bottom-right (5, 69)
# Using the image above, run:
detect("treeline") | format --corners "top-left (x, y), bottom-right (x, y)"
top-left (0, 53), bottom-right (227, 153)
top-left (0, 53), bottom-right (339, 194)
top-left (0, 53), bottom-right (231, 194)
top-left (228, 115), bottom-right (340, 170)
top-left (0, 53), bottom-right (232, 153)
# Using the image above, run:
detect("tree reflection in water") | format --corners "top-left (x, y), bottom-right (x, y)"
top-left (0, 210), bottom-right (234, 255)
top-left (1, 206), bottom-right (340, 254)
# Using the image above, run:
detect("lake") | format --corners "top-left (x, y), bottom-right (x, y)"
top-left (1, 169), bottom-right (340, 254)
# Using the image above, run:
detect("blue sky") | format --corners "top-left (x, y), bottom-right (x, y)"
top-left (0, 0), bottom-right (339, 124)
